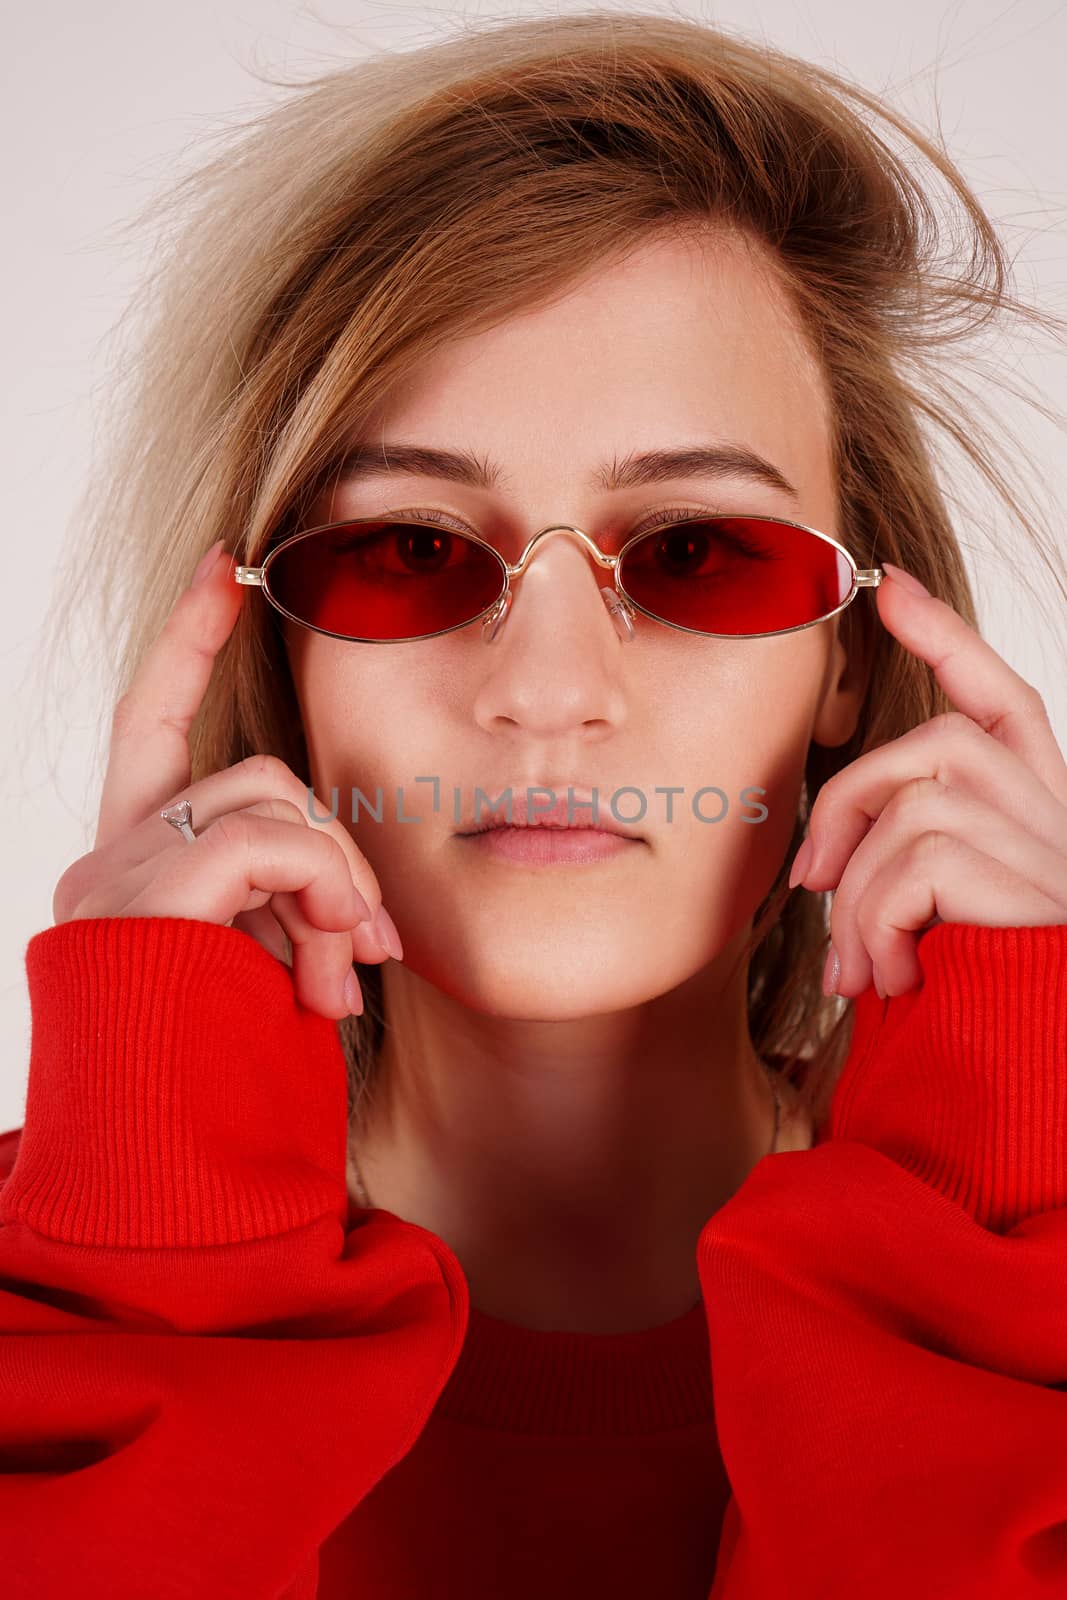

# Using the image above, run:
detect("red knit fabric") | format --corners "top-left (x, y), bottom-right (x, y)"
top-left (1, 915), bottom-right (1065, 1599)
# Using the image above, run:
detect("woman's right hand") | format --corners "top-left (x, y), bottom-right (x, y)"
top-left (51, 537), bottom-right (400, 1021)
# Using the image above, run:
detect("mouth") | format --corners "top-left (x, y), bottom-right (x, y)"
top-left (457, 826), bottom-right (643, 865)
top-left (454, 788), bottom-right (646, 842)
top-left (454, 786), bottom-right (647, 864)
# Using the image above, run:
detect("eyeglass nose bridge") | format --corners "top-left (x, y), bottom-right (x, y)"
top-left (483, 523), bottom-right (635, 645)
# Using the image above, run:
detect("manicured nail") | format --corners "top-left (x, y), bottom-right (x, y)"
top-left (191, 539), bottom-right (225, 588)
top-left (789, 835), bottom-right (814, 889)
top-left (351, 884), bottom-right (373, 922)
top-left (821, 945), bottom-right (840, 996)
top-left (343, 968), bottom-right (364, 1016)
top-left (373, 905), bottom-right (404, 961)
top-left (882, 561), bottom-right (930, 598)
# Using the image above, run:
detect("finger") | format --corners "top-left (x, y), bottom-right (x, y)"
top-left (123, 807), bottom-right (365, 1019)
top-left (827, 779), bottom-right (1067, 996)
top-left (137, 754), bottom-right (390, 949)
top-left (264, 885), bottom-right (365, 1020)
top-left (95, 540), bottom-right (243, 851)
top-left (76, 796), bottom-right (333, 924)
top-left (876, 567), bottom-right (1067, 807)
top-left (228, 904), bottom-right (380, 998)
top-left (238, 886), bottom-right (390, 975)
top-left (860, 834), bottom-right (1066, 996)
top-left (83, 794), bottom-right (379, 1012)
top-left (794, 713), bottom-right (1067, 893)
top-left (232, 903), bottom-right (292, 965)
top-left (120, 804), bottom-right (360, 927)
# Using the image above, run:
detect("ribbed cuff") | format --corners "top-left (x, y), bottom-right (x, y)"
top-left (4, 917), bottom-right (350, 1249)
top-left (827, 922), bottom-right (1067, 1232)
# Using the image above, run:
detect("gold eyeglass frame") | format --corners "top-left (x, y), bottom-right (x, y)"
top-left (234, 512), bottom-right (884, 645)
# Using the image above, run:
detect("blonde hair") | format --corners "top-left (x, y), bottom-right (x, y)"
top-left (30, 10), bottom-right (1067, 1141)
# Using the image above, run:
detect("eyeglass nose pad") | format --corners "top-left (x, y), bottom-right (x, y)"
top-left (481, 591), bottom-right (512, 643)
top-left (600, 586), bottom-right (636, 643)
top-left (481, 584), bottom-right (635, 644)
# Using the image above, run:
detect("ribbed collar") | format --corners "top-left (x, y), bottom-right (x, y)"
top-left (434, 1295), bottom-right (714, 1435)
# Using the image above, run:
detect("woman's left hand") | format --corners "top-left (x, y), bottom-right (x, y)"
top-left (788, 562), bottom-right (1067, 999)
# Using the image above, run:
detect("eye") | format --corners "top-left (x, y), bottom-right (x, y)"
top-left (327, 519), bottom-right (474, 578)
top-left (634, 510), bottom-right (782, 567)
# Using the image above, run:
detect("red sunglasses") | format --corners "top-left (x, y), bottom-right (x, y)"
top-left (234, 512), bottom-right (884, 644)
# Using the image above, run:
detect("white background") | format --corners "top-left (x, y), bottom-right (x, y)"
top-left (3, 0), bottom-right (1066, 1130)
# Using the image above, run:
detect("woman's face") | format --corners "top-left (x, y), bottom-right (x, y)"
top-left (284, 227), bottom-right (866, 1019)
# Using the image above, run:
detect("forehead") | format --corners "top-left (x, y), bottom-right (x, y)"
top-left (353, 228), bottom-right (835, 518)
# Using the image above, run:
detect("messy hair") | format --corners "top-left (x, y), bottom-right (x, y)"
top-left (30, 10), bottom-right (1067, 1151)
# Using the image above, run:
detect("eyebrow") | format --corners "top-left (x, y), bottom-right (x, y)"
top-left (332, 440), bottom-right (798, 499)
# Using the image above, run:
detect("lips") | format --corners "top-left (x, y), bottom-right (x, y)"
top-left (455, 785), bottom-right (645, 841)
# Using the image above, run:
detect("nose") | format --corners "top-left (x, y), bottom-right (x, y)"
top-left (470, 528), bottom-right (632, 742)
top-left (483, 525), bottom-right (635, 645)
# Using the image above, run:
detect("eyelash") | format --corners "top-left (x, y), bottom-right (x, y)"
top-left (381, 504), bottom-right (721, 541)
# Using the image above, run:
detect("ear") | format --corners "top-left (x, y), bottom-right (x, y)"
top-left (811, 615), bottom-right (870, 750)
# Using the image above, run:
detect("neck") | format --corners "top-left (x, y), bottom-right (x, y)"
top-left (345, 937), bottom-right (782, 1334)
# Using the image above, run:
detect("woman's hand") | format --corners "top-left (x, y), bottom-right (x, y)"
top-left (51, 538), bottom-right (400, 1021)
top-left (788, 562), bottom-right (1067, 999)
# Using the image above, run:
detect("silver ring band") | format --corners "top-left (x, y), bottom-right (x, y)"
top-left (160, 800), bottom-right (197, 844)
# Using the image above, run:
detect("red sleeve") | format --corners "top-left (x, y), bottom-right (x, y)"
top-left (0, 917), bottom-right (469, 1600)
top-left (701, 921), bottom-right (1067, 1600)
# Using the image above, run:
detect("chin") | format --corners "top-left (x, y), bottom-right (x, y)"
top-left (397, 926), bottom-right (695, 1020)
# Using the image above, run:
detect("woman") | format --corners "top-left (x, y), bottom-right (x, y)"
top-left (2, 11), bottom-right (1066, 1598)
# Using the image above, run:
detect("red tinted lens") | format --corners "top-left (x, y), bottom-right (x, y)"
top-left (618, 516), bottom-right (851, 635)
top-left (264, 521), bottom-right (506, 641)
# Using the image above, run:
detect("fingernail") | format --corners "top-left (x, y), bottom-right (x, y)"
top-left (373, 905), bottom-right (404, 961)
top-left (343, 968), bottom-right (364, 1016)
top-left (789, 835), bottom-right (814, 889)
top-left (351, 884), bottom-right (373, 922)
top-left (881, 561), bottom-right (930, 598)
top-left (821, 945), bottom-right (840, 996)
top-left (191, 539), bottom-right (225, 588)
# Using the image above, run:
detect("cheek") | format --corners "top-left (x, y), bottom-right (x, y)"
top-left (653, 647), bottom-right (825, 883)
top-left (288, 654), bottom-right (454, 877)
top-left (288, 642), bottom-right (432, 778)
top-left (674, 642), bottom-right (824, 777)
top-left (303, 703), bottom-right (437, 806)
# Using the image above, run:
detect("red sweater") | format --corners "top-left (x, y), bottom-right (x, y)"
top-left (1, 915), bottom-right (1066, 1599)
